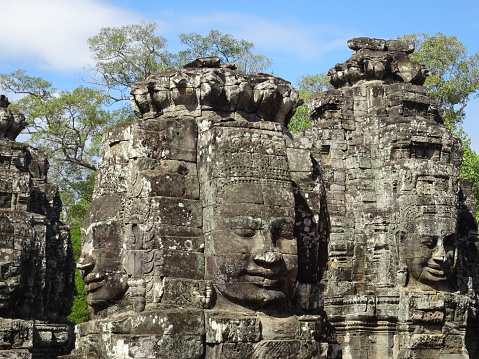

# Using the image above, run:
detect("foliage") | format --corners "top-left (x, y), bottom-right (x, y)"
top-left (179, 30), bottom-right (272, 73)
top-left (400, 33), bottom-right (479, 128)
top-left (0, 71), bottom-right (113, 171)
top-left (0, 69), bottom-right (54, 99)
top-left (288, 73), bottom-right (331, 132)
top-left (59, 170), bottom-right (96, 228)
top-left (86, 24), bottom-right (273, 104)
top-left (86, 21), bottom-right (177, 102)
top-left (25, 86), bottom-right (112, 171)
top-left (67, 226), bottom-right (89, 324)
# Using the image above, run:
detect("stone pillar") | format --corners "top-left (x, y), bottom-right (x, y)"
top-left (0, 97), bottom-right (75, 358)
top-left (307, 37), bottom-right (478, 358)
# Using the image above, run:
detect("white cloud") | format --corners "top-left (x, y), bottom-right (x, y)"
top-left (0, 2), bottom-right (357, 75)
top-left (0, 0), bottom-right (141, 72)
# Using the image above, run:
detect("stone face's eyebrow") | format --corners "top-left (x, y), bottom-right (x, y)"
top-left (224, 216), bottom-right (262, 229)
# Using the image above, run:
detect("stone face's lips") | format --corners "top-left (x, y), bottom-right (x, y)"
top-left (257, 279), bottom-right (282, 288)
top-left (85, 280), bottom-right (104, 292)
top-left (423, 257), bottom-right (452, 279)
top-left (242, 273), bottom-right (289, 288)
top-left (84, 273), bottom-right (105, 292)
top-left (424, 266), bottom-right (449, 278)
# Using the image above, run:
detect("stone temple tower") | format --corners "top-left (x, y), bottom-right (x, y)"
top-left (67, 39), bottom-right (478, 359)
top-left (305, 37), bottom-right (479, 358)
top-left (71, 58), bottom-right (339, 358)
top-left (0, 97), bottom-right (75, 358)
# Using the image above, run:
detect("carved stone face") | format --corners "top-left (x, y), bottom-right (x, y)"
top-left (79, 195), bottom-right (128, 313)
top-left (384, 120), bottom-right (461, 290)
top-left (0, 215), bottom-right (22, 314)
top-left (399, 213), bottom-right (456, 286)
top-left (206, 193), bottom-right (298, 309)
top-left (80, 222), bottom-right (128, 312)
top-left (0, 257), bottom-right (21, 312)
top-left (398, 173), bottom-right (458, 289)
top-left (200, 123), bottom-right (299, 309)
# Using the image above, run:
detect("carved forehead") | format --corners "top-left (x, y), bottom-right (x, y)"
top-left (216, 213), bottom-right (295, 230)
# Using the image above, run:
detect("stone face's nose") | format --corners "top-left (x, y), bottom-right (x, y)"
top-left (253, 250), bottom-right (283, 264)
top-left (77, 256), bottom-right (95, 272)
top-left (252, 230), bottom-right (283, 264)
top-left (431, 237), bottom-right (449, 263)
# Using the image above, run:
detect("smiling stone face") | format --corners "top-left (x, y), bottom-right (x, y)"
top-left (398, 177), bottom-right (458, 289)
top-left (398, 211), bottom-right (456, 286)
top-left (79, 194), bottom-right (128, 313)
top-left (0, 215), bottom-right (22, 313)
top-left (207, 199), bottom-right (298, 309)
top-left (198, 120), bottom-right (300, 310)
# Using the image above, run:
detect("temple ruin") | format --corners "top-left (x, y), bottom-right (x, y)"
top-left (0, 98), bottom-right (75, 358)
top-left (307, 37), bottom-right (479, 359)
top-left (0, 37), bottom-right (477, 358)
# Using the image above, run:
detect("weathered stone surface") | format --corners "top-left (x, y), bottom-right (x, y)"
top-left (72, 59), bottom-right (338, 358)
top-left (328, 37), bottom-right (428, 88)
top-left (129, 63), bottom-right (301, 125)
top-left (0, 98), bottom-right (27, 141)
top-left (0, 98), bottom-right (75, 358)
top-left (70, 38), bottom-right (478, 358)
top-left (305, 38), bottom-right (479, 358)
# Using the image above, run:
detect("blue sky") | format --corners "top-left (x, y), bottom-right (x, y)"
top-left (1, 0), bottom-right (478, 151)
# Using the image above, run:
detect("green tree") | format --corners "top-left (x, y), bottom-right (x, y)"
top-left (400, 33), bottom-right (479, 129)
top-left (86, 21), bottom-right (177, 102)
top-left (68, 225), bottom-right (90, 324)
top-left (400, 33), bottom-right (479, 220)
top-left (87, 24), bottom-right (273, 104)
top-left (288, 73), bottom-right (331, 132)
top-left (179, 30), bottom-right (272, 73)
top-left (0, 71), bottom-right (113, 219)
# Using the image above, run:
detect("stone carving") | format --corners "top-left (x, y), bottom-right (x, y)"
top-left (0, 98), bottom-right (27, 141)
top-left (305, 38), bottom-right (479, 358)
top-left (69, 38), bottom-right (479, 358)
top-left (71, 58), bottom-right (339, 358)
top-left (0, 98), bottom-right (75, 358)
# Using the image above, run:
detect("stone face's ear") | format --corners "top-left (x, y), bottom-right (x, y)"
top-left (396, 230), bottom-right (409, 287)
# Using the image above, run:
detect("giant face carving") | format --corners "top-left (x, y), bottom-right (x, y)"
top-left (0, 214), bottom-right (31, 316)
top-left (201, 124), bottom-right (299, 309)
top-left (78, 195), bottom-right (128, 313)
top-left (384, 119), bottom-right (461, 291)
top-left (397, 173), bottom-right (458, 289)
top-left (208, 203), bottom-right (298, 309)
top-left (399, 210), bottom-right (456, 286)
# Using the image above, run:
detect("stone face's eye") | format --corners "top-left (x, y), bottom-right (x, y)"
top-left (278, 229), bottom-right (294, 240)
top-left (233, 228), bottom-right (256, 238)
top-left (443, 234), bottom-right (455, 247)
top-left (271, 225), bottom-right (294, 241)
top-left (421, 237), bottom-right (437, 249)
